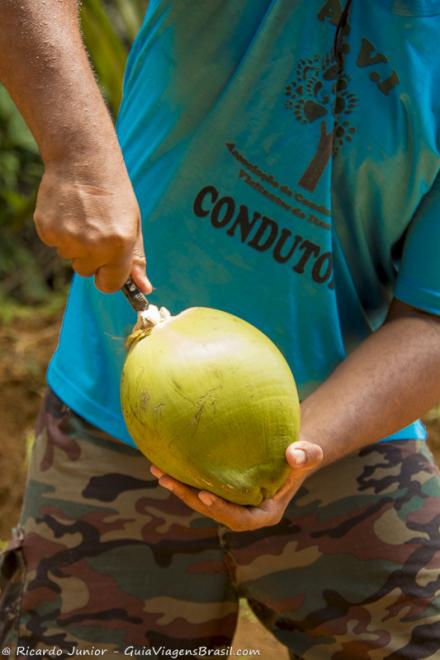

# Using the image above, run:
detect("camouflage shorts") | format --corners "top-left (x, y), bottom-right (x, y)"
top-left (1, 390), bottom-right (440, 659)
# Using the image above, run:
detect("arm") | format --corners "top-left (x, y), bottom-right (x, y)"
top-left (151, 299), bottom-right (440, 530)
top-left (298, 299), bottom-right (440, 467)
top-left (0, 0), bottom-right (151, 293)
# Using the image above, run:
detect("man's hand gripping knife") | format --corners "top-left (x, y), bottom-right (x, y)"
top-left (0, 0), bottom-right (152, 295)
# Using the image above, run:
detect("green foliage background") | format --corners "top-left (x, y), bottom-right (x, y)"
top-left (0, 0), bottom-right (147, 315)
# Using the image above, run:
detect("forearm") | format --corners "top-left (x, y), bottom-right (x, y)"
top-left (0, 0), bottom-right (120, 166)
top-left (300, 300), bottom-right (440, 467)
top-left (0, 1), bottom-right (150, 293)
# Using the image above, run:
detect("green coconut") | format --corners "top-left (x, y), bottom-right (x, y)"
top-left (120, 307), bottom-right (300, 506)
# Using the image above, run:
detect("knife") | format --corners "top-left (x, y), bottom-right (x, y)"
top-left (122, 277), bottom-right (150, 313)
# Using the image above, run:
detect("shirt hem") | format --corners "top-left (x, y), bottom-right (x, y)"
top-left (395, 278), bottom-right (440, 316)
top-left (47, 362), bottom-right (137, 448)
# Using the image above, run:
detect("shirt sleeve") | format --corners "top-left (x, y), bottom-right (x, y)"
top-left (394, 175), bottom-right (440, 316)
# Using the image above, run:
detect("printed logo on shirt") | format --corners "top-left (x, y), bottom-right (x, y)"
top-left (192, 185), bottom-right (335, 290)
top-left (318, 0), bottom-right (400, 97)
top-left (284, 51), bottom-right (357, 192)
top-left (279, 1), bottom-right (399, 192)
top-left (190, 2), bottom-right (403, 293)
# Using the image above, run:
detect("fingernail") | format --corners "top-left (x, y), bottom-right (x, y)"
top-left (291, 449), bottom-right (307, 465)
top-left (199, 492), bottom-right (214, 506)
top-left (150, 466), bottom-right (162, 478)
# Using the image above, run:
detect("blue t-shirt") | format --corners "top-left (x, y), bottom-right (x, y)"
top-left (48, 0), bottom-right (440, 447)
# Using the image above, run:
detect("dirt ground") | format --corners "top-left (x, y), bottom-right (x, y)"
top-left (0, 312), bottom-right (439, 659)
top-left (0, 314), bottom-right (62, 542)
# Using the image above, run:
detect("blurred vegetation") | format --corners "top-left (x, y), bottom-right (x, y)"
top-left (0, 0), bottom-right (147, 319)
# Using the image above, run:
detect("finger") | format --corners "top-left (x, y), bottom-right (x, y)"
top-left (271, 472), bottom-right (305, 503)
top-left (33, 217), bottom-right (57, 248)
top-left (155, 471), bottom-right (279, 531)
top-left (130, 222), bottom-right (153, 294)
top-left (196, 489), bottom-right (280, 530)
top-left (71, 257), bottom-right (100, 278)
top-left (94, 252), bottom-right (132, 294)
top-left (156, 474), bottom-right (221, 518)
top-left (57, 245), bottom-right (78, 260)
top-left (271, 442), bottom-right (324, 503)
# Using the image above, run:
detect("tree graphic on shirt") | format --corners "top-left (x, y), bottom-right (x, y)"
top-left (285, 51), bottom-right (357, 193)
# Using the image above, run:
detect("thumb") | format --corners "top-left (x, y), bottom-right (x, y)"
top-left (285, 441), bottom-right (324, 471)
top-left (130, 220), bottom-right (153, 294)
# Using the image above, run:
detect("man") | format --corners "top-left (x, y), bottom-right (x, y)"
top-left (1, 1), bottom-right (440, 658)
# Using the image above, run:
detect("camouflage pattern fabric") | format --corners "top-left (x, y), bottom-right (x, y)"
top-left (1, 389), bottom-right (440, 659)
top-left (0, 391), bottom-right (237, 657)
top-left (223, 441), bottom-right (440, 659)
